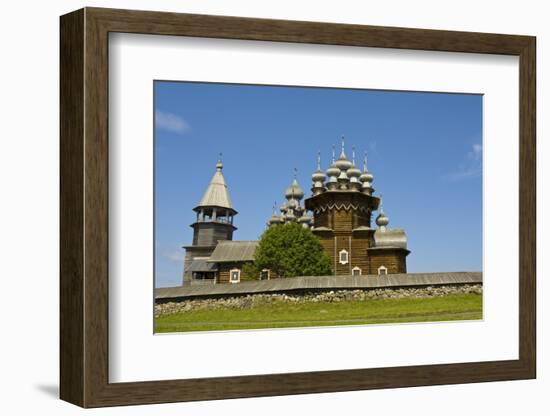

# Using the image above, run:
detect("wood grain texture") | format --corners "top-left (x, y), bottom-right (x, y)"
top-left (518, 38), bottom-right (536, 376)
top-left (59, 7), bottom-right (536, 408)
top-left (368, 250), bottom-right (407, 274)
top-left (59, 8), bottom-right (84, 406)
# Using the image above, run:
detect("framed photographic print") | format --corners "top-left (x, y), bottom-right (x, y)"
top-left (60, 7), bottom-right (536, 408)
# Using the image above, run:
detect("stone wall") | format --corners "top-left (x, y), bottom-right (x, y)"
top-left (155, 284), bottom-right (482, 318)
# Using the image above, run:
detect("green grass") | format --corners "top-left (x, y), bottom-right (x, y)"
top-left (155, 293), bottom-right (482, 333)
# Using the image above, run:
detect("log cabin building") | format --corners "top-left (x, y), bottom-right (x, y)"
top-left (182, 140), bottom-right (410, 285)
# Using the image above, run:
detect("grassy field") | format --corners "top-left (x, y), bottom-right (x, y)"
top-left (155, 293), bottom-right (482, 333)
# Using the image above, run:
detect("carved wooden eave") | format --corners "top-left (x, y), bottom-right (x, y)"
top-left (312, 202), bottom-right (370, 214)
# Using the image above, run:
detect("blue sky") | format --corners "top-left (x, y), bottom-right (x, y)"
top-left (154, 81), bottom-right (482, 288)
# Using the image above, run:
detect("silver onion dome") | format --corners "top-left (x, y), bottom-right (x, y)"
top-left (348, 161), bottom-right (362, 191)
top-left (285, 177), bottom-right (304, 200)
top-left (312, 169), bottom-right (326, 182)
top-left (312, 151), bottom-right (326, 182)
top-left (337, 169), bottom-right (349, 182)
top-left (298, 214), bottom-right (313, 228)
top-left (347, 164), bottom-right (361, 178)
top-left (326, 163), bottom-right (340, 178)
top-left (335, 153), bottom-right (352, 171)
top-left (334, 137), bottom-right (352, 171)
top-left (326, 164), bottom-right (340, 191)
top-left (376, 209), bottom-right (389, 227)
top-left (359, 152), bottom-right (374, 194)
top-left (359, 170), bottom-right (374, 183)
top-left (312, 171), bottom-right (326, 196)
top-left (326, 144), bottom-right (340, 177)
top-left (279, 202), bottom-right (288, 213)
top-left (336, 140), bottom-right (351, 189)
top-left (269, 214), bottom-right (283, 225)
top-left (287, 198), bottom-right (298, 209)
top-left (268, 202), bottom-right (283, 226)
top-left (359, 151), bottom-right (374, 183)
top-left (346, 147), bottom-right (362, 191)
top-left (285, 209), bottom-right (296, 220)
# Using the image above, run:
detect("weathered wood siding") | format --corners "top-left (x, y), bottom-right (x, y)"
top-left (306, 193), bottom-right (407, 275)
top-left (314, 209), bottom-right (329, 228)
top-left (329, 235), bottom-right (373, 276)
top-left (368, 250), bottom-right (407, 274)
top-left (217, 262), bottom-right (279, 283)
top-left (350, 238), bottom-right (371, 274)
top-left (183, 246), bottom-right (216, 279)
top-left (333, 209), bottom-right (353, 232)
top-left (315, 229), bottom-right (375, 276)
top-left (217, 262), bottom-right (243, 284)
top-left (354, 210), bottom-right (371, 228)
top-left (191, 222), bottom-right (234, 246)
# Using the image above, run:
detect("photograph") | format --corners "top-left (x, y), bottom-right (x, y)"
top-left (48, 3), bottom-right (539, 410)
top-left (153, 81), bottom-right (483, 333)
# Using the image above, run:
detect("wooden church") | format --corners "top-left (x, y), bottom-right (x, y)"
top-left (183, 139), bottom-right (410, 285)
top-left (303, 142), bottom-right (410, 276)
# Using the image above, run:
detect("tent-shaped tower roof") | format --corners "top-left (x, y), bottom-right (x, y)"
top-left (196, 159), bottom-right (234, 211)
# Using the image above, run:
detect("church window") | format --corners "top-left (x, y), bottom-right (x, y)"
top-left (339, 249), bottom-right (349, 264)
top-left (378, 265), bottom-right (388, 275)
top-left (352, 266), bottom-right (362, 276)
top-left (229, 268), bottom-right (241, 283)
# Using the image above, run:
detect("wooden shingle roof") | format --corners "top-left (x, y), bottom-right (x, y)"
top-left (155, 272), bottom-right (483, 300)
top-left (208, 240), bottom-right (258, 263)
top-left (187, 259), bottom-right (218, 272)
top-left (197, 162), bottom-right (233, 209)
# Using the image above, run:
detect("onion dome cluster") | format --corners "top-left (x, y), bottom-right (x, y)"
top-left (311, 137), bottom-right (375, 195)
top-left (268, 175), bottom-right (313, 228)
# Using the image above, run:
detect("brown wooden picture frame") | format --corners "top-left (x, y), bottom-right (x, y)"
top-left (60, 7), bottom-right (536, 408)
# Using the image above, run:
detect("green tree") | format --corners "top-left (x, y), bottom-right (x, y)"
top-left (241, 262), bottom-right (260, 281)
top-left (254, 222), bottom-right (332, 277)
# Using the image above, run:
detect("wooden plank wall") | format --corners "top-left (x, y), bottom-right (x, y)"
top-left (369, 250), bottom-right (407, 274)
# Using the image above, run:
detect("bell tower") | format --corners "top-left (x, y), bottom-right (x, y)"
top-left (182, 158), bottom-right (237, 283)
top-left (190, 159), bottom-right (237, 245)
